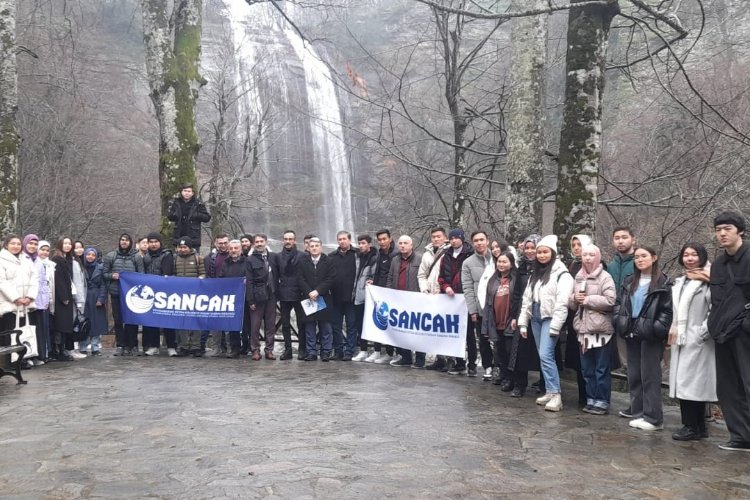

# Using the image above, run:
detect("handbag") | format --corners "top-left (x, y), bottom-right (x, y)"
top-left (72, 311), bottom-right (91, 342)
top-left (11, 307), bottom-right (38, 362)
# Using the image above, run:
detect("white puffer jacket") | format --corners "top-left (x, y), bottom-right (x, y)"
top-left (518, 259), bottom-right (574, 335)
top-left (0, 248), bottom-right (39, 316)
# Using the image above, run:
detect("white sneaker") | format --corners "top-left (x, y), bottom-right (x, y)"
top-left (389, 354), bottom-right (403, 366)
top-left (536, 393), bottom-right (554, 405)
top-left (544, 394), bottom-right (563, 412)
top-left (632, 419), bottom-right (663, 431)
top-left (68, 350), bottom-right (85, 360)
top-left (352, 351), bottom-right (369, 362)
top-left (374, 354), bottom-right (393, 364)
top-left (145, 347), bottom-right (159, 356)
top-left (483, 367), bottom-right (493, 380)
top-left (629, 418), bottom-right (645, 428)
top-left (168, 348), bottom-right (178, 357)
top-left (365, 351), bottom-right (380, 363)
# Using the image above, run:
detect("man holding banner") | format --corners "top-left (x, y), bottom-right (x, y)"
top-left (386, 235), bottom-right (425, 368)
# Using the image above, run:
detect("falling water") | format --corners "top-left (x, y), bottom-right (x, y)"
top-left (221, 1), bottom-right (354, 243)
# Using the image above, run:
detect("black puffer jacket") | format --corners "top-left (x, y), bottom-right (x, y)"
top-left (166, 196), bottom-right (211, 246)
top-left (613, 273), bottom-right (673, 342)
top-left (277, 247), bottom-right (303, 302)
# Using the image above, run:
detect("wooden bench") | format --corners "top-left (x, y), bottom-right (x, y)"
top-left (0, 329), bottom-right (28, 385)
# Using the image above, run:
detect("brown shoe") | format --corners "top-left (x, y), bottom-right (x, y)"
top-left (265, 351), bottom-right (275, 360)
top-left (251, 351), bottom-right (262, 361)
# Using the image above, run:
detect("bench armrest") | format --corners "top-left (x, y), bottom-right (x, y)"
top-left (0, 329), bottom-right (23, 345)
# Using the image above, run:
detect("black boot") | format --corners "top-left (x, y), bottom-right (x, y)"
top-left (280, 348), bottom-right (293, 360)
top-left (425, 356), bottom-right (446, 371)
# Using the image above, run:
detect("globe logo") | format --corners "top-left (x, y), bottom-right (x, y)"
top-left (125, 285), bottom-right (155, 314)
top-left (372, 301), bottom-right (390, 331)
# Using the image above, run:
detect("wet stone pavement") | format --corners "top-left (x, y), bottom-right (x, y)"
top-left (1, 351), bottom-right (749, 499)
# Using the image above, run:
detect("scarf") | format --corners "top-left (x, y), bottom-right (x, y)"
top-left (84, 247), bottom-right (99, 272)
top-left (23, 234), bottom-right (39, 261)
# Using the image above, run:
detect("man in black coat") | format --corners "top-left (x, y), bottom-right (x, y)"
top-left (277, 230), bottom-right (305, 360)
top-left (329, 231), bottom-right (358, 361)
top-left (365, 229), bottom-right (398, 363)
top-left (298, 237), bottom-right (336, 361)
top-left (166, 183), bottom-right (211, 251)
top-left (709, 211), bottom-right (750, 452)
top-left (219, 240), bottom-right (247, 358)
top-left (141, 232), bottom-right (176, 356)
top-left (246, 234), bottom-right (280, 360)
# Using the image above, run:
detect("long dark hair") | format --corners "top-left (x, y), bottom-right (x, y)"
top-left (53, 237), bottom-right (73, 262)
top-left (677, 242), bottom-right (708, 268)
top-left (630, 246), bottom-right (661, 294)
top-left (530, 249), bottom-right (556, 288)
top-left (497, 250), bottom-right (516, 274)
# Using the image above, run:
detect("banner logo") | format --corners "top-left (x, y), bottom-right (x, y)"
top-left (372, 300), bottom-right (390, 330)
top-left (125, 285), bottom-right (156, 314)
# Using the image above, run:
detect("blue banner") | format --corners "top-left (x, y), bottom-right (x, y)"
top-left (118, 272), bottom-right (245, 331)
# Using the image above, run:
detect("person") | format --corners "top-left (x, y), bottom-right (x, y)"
top-left (0, 235), bottom-right (38, 363)
top-left (461, 230), bottom-right (494, 378)
top-left (613, 246), bottom-right (672, 431)
top-left (506, 234), bottom-right (542, 397)
top-left (386, 235), bottom-right (424, 368)
top-left (708, 211), bottom-right (750, 451)
top-left (103, 233), bottom-right (143, 356)
top-left (203, 233), bottom-right (230, 356)
top-left (297, 237), bottom-right (336, 361)
top-left (51, 237), bottom-right (76, 361)
top-left (135, 237), bottom-right (149, 258)
top-left (38, 240), bottom-right (56, 361)
top-left (481, 251), bottom-right (517, 387)
top-left (329, 231), bottom-right (358, 361)
top-left (277, 230), bottom-right (305, 360)
top-left (418, 227), bottom-right (449, 370)
top-left (219, 240), bottom-right (246, 358)
top-left (566, 234), bottom-right (593, 407)
top-left (173, 237), bottom-right (205, 356)
top-left (80, 248), bottom-right (108, 356)
top-left (246, 234), bottom-right (279, 360)
top-left (70, 241), bottom-right (87, 353)
top-left (438, 228), bottom-right (473, 374)
top-left (352, 234), bottom-right (378, 361)
top-left (365, 229), bottom-right (398, 364)
top-left (22, 234), bottom-right (49, 365)
top-left (141, 232), bottom-right (176, 356)
top-left (166, 183), bottom-right (211, 251)
top-left (609, 226), bottom-right (636, 398)
top-left (518, 235), bottom-right (574, 412)
top-left (73, 240), bottom-right (86, 266)
top-left (568, 244), bottom-right (616, 415)
top-left (303, 234), bottom-right (315, 254)
top-left (240, 234), bottom-right (254, 256)
top-left (668, 242), bottom-right (715, 441)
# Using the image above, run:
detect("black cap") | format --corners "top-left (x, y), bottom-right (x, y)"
top-left (177, 236), bottom-right (192, 247)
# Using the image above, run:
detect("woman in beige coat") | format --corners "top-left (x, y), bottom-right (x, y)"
top-left (668, 242), bottom-right (716, 441)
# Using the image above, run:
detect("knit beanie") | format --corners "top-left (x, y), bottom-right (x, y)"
top-left (448, 228), bottom-right (465, 242)
top-left (537, 235), bottom-right (558, 253)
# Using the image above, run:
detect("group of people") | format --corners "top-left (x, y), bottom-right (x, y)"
top-left (1, 187), bottom-right (749, 452)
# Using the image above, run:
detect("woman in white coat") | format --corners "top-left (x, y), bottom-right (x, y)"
top-left (668, 242), bottom-right (716, 441)
top-left (518, 235), bottom-right (575, 412)
top-left (0, 234), bottom-right (38, 332)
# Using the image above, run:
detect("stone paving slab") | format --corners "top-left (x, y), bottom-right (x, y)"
top-left (1, 353), bottom-right (748, 499)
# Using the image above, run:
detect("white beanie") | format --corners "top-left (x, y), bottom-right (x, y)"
top-left (38, 240), bottom-right (51, 249)
top-left (537, 235), bottom-right (558, 252)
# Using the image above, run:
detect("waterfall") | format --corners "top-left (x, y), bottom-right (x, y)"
top-left (220, 1), bottom-right (354, 244)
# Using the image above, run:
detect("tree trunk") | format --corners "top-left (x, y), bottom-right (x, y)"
top-left (553, 0), bottom-right (619, 256)
top-left (504, 0), bottom-right (548, 243)
top-left (0, 0), bottom-right (19, 235)
top-left (141, 0), bottom-right (205, 240)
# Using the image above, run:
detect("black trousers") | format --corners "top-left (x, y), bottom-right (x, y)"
top-left (716, 333), bottom-right (750, 443)
top-left (679, 399), bottom-right (707, 433)
top-left (355, 304), bottom-right (367, 350)
top-left (456, 314), bottom-right (479, 369)
top-left (626, 338), bottom-right (665, 426)
top-left (142, 327), bottom-right (177, 349)
top-left (110, 293), bottom-right (138, 348)
top-left (279, 300), bottom-right (305, 351)
top-left (494, 333), bottom-right (513, 380)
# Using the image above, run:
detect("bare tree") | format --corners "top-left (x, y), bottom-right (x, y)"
top-left (0, 0), bottom-right (19, 234)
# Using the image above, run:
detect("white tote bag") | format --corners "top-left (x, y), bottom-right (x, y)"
top-left (11, 308), bottom-right (38, 362)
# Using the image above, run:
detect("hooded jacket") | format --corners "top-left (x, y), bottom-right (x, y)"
top-left (518, 259), bottom-right (575, 336)
top-left (0, 248), bottom-right (39, 316)
top-left (103, 235), bottom-right (144, 295)
top-left (613, 273), bottom-right (673, 342)
top-left (567, 264), bottom-right (616, 346)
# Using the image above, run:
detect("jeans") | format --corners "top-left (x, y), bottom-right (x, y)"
top-left (530, 302), bottom-right (561, 394)
top-left (580, 341), bottom-right (612, 409)
top-left (305, 320), bottom-right (332, 356)
top-left (626, 338), bottom-right (665, 426)
top-left (331, 301), bottom-right (357, 356)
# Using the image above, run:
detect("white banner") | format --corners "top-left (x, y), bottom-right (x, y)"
top-left (363, 285), bottom-right (468, 358)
